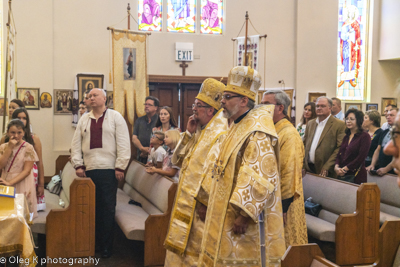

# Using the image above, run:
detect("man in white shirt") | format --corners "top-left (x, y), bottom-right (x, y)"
top-left (303, 97), bottom-right (346, 177)
top-left (71, 88), bottom-right (131, 258)
top-left (332, 97), bottom-right (344, 120)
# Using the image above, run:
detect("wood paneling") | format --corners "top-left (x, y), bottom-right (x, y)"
top-left (181, 83), bottom-right (201, 132)
top-left (149, 75), bottom-right (227, 84)
top-left (150, 83), bottom-right (179, 128)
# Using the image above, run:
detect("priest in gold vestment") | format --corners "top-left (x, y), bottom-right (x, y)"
top-left (198, 67), bottom-right (286, 267)
top-left (261, 90), bottom-right (307, 247)
top-left (164, 78), bottom-right (228, 266)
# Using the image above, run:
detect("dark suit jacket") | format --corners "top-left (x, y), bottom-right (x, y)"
top-left (303, 115), bottom-right (346, 177)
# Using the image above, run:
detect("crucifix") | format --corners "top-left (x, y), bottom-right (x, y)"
top-left (179, 62), bottom-right (188, 76)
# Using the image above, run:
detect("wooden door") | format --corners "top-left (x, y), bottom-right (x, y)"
top-left (149, 83), bottom-right (179, 127)
top-left (180, 83), bottom-right (201, 132)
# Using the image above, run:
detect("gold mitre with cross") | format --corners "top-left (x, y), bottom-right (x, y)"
top-left (225, 66), bottom-right (262, 101)
top-left (196, 78), bottom-right (225, 110)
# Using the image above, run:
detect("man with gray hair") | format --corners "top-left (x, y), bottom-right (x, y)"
top-left (261, 90), bottom-right (308, 247)
top-left (303, 96), bottom-right (346, 177)
top-left (71, 88), bottom-right (131, 258)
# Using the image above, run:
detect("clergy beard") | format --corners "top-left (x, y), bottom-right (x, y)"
top-left (222, 105), bottom-right (240, 119)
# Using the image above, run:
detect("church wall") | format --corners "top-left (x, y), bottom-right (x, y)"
top-left (9, 0), bottom-right (56, 176)
top-left (379, 0), bottom-right (400, 60)
top-left (10, 0), bottom-right (297, 175)
top-left (296, 0), bottom-right (400, 125)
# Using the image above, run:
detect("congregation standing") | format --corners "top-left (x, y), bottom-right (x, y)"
top-left (1, 65), bottom-right (398, 265)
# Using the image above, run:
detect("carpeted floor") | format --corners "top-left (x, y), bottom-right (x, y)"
top-left (33, 226), bottom-right (145, 267)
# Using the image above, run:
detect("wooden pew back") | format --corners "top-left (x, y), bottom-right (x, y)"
top-left (282, 244), bottom-right (339, 267)
top-left (375, 220), bottom-right (400, 267)
top-left (367, 173), bottom-right (400, 220)
top-left (335, 183), bottom-right (380, 266)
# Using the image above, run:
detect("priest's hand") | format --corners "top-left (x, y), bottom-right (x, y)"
top-left (233, 214), bottom-right (251, 235)
top-left (76, 168), bottom-right (86, 177)
top-left (198, 203), bottom-right (207, 221)
top-left (186, 115), bottom-right (198, 134)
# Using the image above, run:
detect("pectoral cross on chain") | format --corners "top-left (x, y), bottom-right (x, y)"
top-left (179, 62), bottom-right (188, 76)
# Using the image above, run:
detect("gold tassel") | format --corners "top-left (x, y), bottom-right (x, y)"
top-left (109, 71), bottom-right (112, 84)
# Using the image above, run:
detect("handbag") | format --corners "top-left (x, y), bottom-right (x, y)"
top-left (337, 174), bottom-right (355, 183)
top-left (47, 172), bottom-right (62, 195)
top-left (304, 198), bottom-right (322, 217)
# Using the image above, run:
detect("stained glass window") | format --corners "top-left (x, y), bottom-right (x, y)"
top-left (200, 0), bottom-right (223, 35)
top-left (337, 0), bottom-right (370, 101)
top-left (167, 0), bottom-right (196, 33)
top-left (138, 0), bottom-right (162, 32)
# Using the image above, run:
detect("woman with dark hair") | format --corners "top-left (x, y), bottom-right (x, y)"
top-left (8, 99), bottom-right (25, 118)
top-left (151, 106), bottom-right (180, 151)
top-left (334, 109), bottom-right (371, 184)
top-left (363, 110), bottom-right (383, 167)
top-left (1, 108), bottom-right (46, 210)
top-left (153, 106), bottom-right (178, 132)
top-left (296, 102), bottom-right (316, 141)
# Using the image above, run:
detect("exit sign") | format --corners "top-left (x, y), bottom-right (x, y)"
top-left (175, 42), bottom-right (193, 61)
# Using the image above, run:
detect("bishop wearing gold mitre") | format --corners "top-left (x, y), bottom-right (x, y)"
top-left (164, 78), bottom-right (228, 266)
top-left (198, 66), bottom-right (286, 267)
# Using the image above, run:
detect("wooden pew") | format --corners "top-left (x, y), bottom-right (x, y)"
top-left (367, 173), bottom-right (400, 224)
top-left (46, 177), bottom-right (95, 262)
top-left (303, 173), bottom-right (381, 266)
top-left (335, 183), bottom-right (380, 266)
top-left (375, 220), bottom-right (400, 267)
top-left (282, 244), bottom-right (339, 267)
top-left (115, 160), bottom-right (177, 266)
top-left (32, 156), bottom-right (96, 266)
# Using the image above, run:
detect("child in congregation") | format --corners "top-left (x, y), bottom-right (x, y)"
top-left (146, 129), bottom-right (181, 182)
top-left (0, 119), bottom-right (39, 218)
top-left (146, 131), bottom-right (166, 168)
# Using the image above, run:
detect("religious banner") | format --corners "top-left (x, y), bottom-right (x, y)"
top-left (111, 29), bottom-right (148, 126)
top-left (6, 15), bottom-right (17, 102)
top-left (236, 35), bottom-right (259, 70)
top-left (138, 0), bottom-right (162, 32)
top-left (200, 0), bottom-right (224, 34)
top-left (337, 0), bottom-right (369, 101)
top-left (167, 0), bottom-right (196, 33)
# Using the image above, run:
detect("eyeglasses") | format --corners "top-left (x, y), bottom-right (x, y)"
top-left (345, 117), bottom-right (356, 121)
top-left (192, 104), bottom-right (210, 109)
top-left (222, 94), bottom-right (242, 100)
top-left (390, 127), bottom-right (400, 147)
top-left (151, 134), bottom-right (164, 141)
top-left (144, 103), bottom-right (155, 107)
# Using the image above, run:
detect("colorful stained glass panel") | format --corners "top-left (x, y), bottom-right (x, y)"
top-left (138, 0), bottom-right (162, 32)
top-left (200, 0), bottom-right (223, 35)
top-left (167, 0), bottom-right (196, 33)
top-left (336, 0), bottom-right (369, 101)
